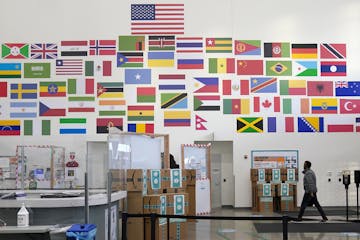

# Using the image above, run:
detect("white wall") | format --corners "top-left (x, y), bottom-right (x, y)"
top-left (1, 0), bottom-right (360, 207)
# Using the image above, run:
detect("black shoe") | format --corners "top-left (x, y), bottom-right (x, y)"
top-left (294, 217), bottom-right (302, 222)
top-left (320, 218), bottom-right (328, 223)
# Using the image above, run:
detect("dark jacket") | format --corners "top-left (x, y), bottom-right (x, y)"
top-left (303, 168), bottom-right (317, 193)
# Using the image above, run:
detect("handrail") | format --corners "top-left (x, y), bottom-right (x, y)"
top-left (121, 212), bottom-right (293, 240)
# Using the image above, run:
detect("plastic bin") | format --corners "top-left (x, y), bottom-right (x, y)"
top-left (66, 224), bottom-right (97, 240)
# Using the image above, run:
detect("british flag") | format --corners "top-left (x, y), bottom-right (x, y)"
top-left (31, 43), bottom-right (58, 59)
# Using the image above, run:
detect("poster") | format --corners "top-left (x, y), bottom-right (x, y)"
top-left (251, 150), bottom-right (298, 168)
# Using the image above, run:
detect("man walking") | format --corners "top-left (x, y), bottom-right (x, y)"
top-left (297, 160), bottom-right (328, 222)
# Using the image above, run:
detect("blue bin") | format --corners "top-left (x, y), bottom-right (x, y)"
top-left (66, 224), bottom-right (97, 240)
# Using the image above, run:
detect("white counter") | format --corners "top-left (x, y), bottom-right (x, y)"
top-left (0, 190), bottom-right (126, 208)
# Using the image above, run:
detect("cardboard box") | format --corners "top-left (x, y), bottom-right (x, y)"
top-left (110, 169), bottom-right (126, 191)
top-left (251, 182), bottom-right (258, 211)
top-left (280, 196), bottom-right (295, 212)
top-left (257, 183), bottom-right (275, 197)
top-left (127, 191), bottom-right (144, 214)
top-left (169, 221), bottom-right (187, 240)
top-left (166, 193), bottom-right (188, 215)
top-left (147, 169), bottom-right (164, 195)
top-left (185, 169), bottom-right (196, 186)
top-left (143, 194), bottom-right (167, 214)
top-left (170, 169), bottom-right (187, 189)
top-left (276, 183), bottom-right (297, 197)
top-left (127, 218), bottom-right (144, 240)
top-left (165, 188), bottom-right (186, 194)
top-left (127, 169), bottom-right (147, 192)
top-left (250, 168), bottom-right (266, 182)
top-left (186, 185), bottom-right (195, 217)
top-left (281, 168), bottom-right (299, 182)
top-left (145, 218), bottom-right (167, 240)
top-left (258, 196), bottom-right (273, 212)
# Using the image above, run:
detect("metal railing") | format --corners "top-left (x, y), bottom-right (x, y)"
top-left (121, 212), bottom-right (293, 240)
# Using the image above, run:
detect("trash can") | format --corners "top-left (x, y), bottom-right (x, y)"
top-left (66, 224), bottom-right (97, 240)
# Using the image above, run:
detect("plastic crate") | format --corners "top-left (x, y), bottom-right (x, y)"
top-left (66, 224), bottom-right (97, 240)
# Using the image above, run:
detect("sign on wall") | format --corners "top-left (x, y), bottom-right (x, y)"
top-left (251, 150), bottom-right (298, 168)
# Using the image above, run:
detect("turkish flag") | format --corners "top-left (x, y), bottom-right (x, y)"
top-left (339, 99), bottom-right (360, 114)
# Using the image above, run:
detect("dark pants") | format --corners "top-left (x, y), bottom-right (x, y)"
top-left (298, 192), bottom-right (327, 220)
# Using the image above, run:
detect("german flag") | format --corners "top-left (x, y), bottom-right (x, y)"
top-left (291, 44), bottom-right (317, 59)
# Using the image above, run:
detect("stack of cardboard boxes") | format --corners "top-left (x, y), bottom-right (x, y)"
top-left (126, 168), bottom-right (196, 240)
top-left (250, 168), bottom-right (298, 212)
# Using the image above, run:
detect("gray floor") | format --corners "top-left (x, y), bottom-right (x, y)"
top-left (186, 207), bottom-right (360, 240)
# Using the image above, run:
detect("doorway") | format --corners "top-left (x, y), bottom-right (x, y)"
top-left (194, 141), bottom-right (235, 208)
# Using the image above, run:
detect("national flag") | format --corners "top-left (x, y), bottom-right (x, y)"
top-left (293, 61), bottom-right (317, 76)
top-left (0, 82), bottom-right (7, 97)
top-left (128, 123), bottom-right (154, 134)
top-left (85, 60), bottom-right (112, 76)
top-left (208, 58), bottom-right (235, 73)
top-left (279, 80), bottom-right (306, 95)
top-left (223, 98), bottom-right (250, 114)
top-left (97, 82), bottom-right (124, 98)
top-left (194, 77), bottom-right (219, 93)
top-left (1, 43), bottom-right (29, 59)
top-left (67, 78), bottom-right (94, 95)
top-left (147, 52), bottom-right (174, 67)
top-left (137, 87), bottom-right (156, 103)
top-left (23, 63), bottom-right (51, 78)
top-left (98, 99), bottom-right (126, 116)
top-left (59, 118), bottom-right (87, 134)
top-left (253, 96), bottom-right (280, 113)
top-left (10, 101), bottom-right (37, 118)
top-left (56, 59), bottom-right (83, 75)
top-left (339, 99), bottom-right (360, 114)
top-left (237, 60), bottom-right (263, 75)
top-left (320, 43), bottom-right (346, 59)
top-left (311, 98), bottom-right (338, 114)
top-left (264, 42), bottom-right (290, 57)
top-left (335, 81), bottom-right (360, 96)
top-left (195, 115), bottom-right (207, 130)
top-left (161, 93), bottom-right (187, 109)
top-left (282, 98), bottom-right (309, 114)
top-left (205, 38), bottom-right (232, 53)
top-left (265, 61), bottom-right (292, 76)
top-left (158, 74), bottom-right (185, 90)
top-left (0, 63), bottom-right (21, 78)
top-left (96, 118), bottom-right (123, 133)
top-left (222, 79), bottom-right (249, 96)
top-left (291, 44), bottom-right (317, 59)
top-left (89, 40), bottom-right (116, 55)
top-left (356, 118), bottom-right (360, 132)
top-left (307, 81), bottom-right (333, 96)
top-left (234, 40), bottom-right (261, 55)
top-left (326, 116), bottom-right (354, 132)
top-left (131, 4), bottom-right (184, 35)
top-left (177, 59), bottom-right (204, 69)
top-left (250, 77), bottom-right (277, 93)
top-left (320, 61), bottom-right (346, 76)
top-left (68, 96), bottom-right (95, 112)
top-left (236, 117), bottom-right (263, 133)
top-left (118, 36), bottom-right (145, 51)
top-left (0, 120), bottom-right (20, 135)
top-left (267, 117), bottom-right (295, 133)
top-left (60, 40), bottom-right (88, 56)
top-left (298, 117), bottom-right (324, 132)
top-left (10, 83), bottom-right (37, 99)
top-left (176, 37), bottom-right (203, 53)
top-left (117, 52), bottom-right (144, 68)
top-left (127, 105), bottom-right (154, 121)
top-left (39, 100), bottom-right (66, 116)
top-left (148, 36), bottom-right (175, 51)
top-left (30, 43), bottom-right (57, 59)
top-left (23, 119), bottom-right (51, 136)
top-left (125, 69), bottom-right (151, 84)
top-left (193, 95), bottom-right (220, 111)
top-left (164, 110), bottom-right (190, 127)
top-left (39, 81), bottom-right (66, 97)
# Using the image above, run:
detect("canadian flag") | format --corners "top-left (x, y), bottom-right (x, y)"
top-left (253, 96), bottom-right (280, 113)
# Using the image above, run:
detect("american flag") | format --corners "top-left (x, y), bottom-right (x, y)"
top-left (31, 43), bottom-right (58, 59)
top-left (131, 4), bottom-right (184, 35)
top-left (56, 59), bottom-right (83, 75)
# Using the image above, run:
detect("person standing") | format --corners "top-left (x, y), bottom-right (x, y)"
top-left (297, 160), bottom-right (328, 222)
